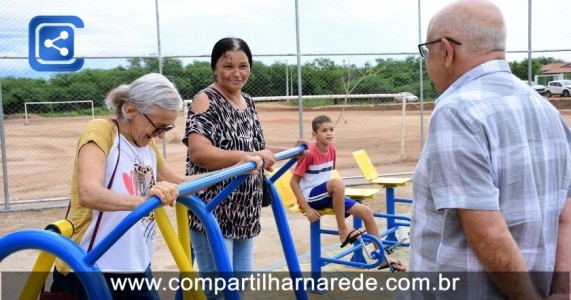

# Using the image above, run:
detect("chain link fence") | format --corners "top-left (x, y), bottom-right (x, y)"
top-left (1, 0), bottom-right (570, 210)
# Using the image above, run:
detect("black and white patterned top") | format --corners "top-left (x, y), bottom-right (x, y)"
top-left (183, 87), bottom-right (265, 239)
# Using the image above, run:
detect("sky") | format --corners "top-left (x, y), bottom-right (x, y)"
top-left (1, 0), bottom-right (570, 77)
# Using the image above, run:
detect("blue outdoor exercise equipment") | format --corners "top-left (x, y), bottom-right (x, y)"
top-left (0, 146), bottom-right (309, 300)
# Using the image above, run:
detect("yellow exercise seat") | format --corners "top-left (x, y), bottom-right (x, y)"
top-left (271, 168), bottom-right (379, 215)
top-left (270, 166), bottom-right (389, 279)
top-left (352, 150), bottom-right (411, 187)
top-left (332, 170), bottom-right (379, 200)
top-left (271, 168), bottom-right (334, 215)
top-left (352, 149), bottom-right (413, 247)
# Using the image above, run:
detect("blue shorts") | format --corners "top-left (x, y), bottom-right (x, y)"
top-left (307, 181), bottom-right (358, 211)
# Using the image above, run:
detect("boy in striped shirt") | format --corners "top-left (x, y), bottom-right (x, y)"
top-left (290, 115), bottom-right (405, 271)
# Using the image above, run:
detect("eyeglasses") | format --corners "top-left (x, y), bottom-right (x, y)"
top-left (141, 113), bottom-right (175, 135)
top-left (418, 37), bottom-right (462, 58)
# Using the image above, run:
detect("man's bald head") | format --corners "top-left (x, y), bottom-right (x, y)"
top-left (428, 0), bottom-right (506, 56)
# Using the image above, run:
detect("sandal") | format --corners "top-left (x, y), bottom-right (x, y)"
top-left (340, 229), bottom-right (365, 248)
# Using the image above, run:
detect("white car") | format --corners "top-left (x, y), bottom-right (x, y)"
top-left (545, 80), bottom-right (571, 98)
top-left (522, 80), bottom-right (547, 96)
top-left (394, 92), bottom-right (419, 103)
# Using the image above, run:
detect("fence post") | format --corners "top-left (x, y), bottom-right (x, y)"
top-left (400, 94), bottom-right (406, 159)
top-left (0, 80), bottom-right (10, 211)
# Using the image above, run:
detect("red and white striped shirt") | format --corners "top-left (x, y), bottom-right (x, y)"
top-left (294, 144), bottom-right (336, 199)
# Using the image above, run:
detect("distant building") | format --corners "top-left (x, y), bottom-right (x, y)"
top-left (540, 63), bottom-right (571, 81)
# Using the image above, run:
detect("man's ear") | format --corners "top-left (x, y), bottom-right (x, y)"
top-left (441, 38), bottom-right (455, 68)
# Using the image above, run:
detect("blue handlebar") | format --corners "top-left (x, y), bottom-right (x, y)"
top-left (85, 145), bottom-right (307, 265)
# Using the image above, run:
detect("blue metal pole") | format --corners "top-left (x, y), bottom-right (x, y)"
top-left (310, 221), bottom-right (322, 286)
top-left (179, 195), bottom-right (238, 300)
top-left (268, 177), bottom-right (308, 300)
top-left (205, 176), bottom-right (247, 212)
top-left (385, 187), bottom-right (397, 243)
top-left (0, 230), bottom-right (110, 299)
top-left (177, 146), bottom-right (307, 299)
top-left (268, 158), bottom-right (298, 183)
top-left (349, 216), bottom-right (366, 263)
top-left (85, 197), bottom-right (162, 265)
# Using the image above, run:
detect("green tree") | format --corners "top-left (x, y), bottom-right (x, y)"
top-left (1, 55), bottom-right (565, 116)
top-left (1, 77), bottom-right (49, 114)
top-left (184, 61), bottom-right (212, 99)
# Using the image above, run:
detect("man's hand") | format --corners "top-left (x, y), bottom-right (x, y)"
top-left (458, 209), bottom-right (540, 299)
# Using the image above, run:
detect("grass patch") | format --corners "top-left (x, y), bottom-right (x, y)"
top-left (288, 98), bottom-right (335, 107)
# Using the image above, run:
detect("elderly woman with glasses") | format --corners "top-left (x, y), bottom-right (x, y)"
top-left (50, 73), bottom-right (262, 299)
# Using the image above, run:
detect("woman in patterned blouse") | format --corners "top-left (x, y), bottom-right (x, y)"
top-left (183, 37), bottom-right (309, 297)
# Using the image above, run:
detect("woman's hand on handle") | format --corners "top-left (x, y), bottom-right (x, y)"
top-left (146, 181), bottom-right (179, 207)
top-left (240, 155), bottom-right (264, 175)
top-left (254, 149), bottom-right (277, 172)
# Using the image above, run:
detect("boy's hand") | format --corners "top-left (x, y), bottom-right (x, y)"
top-left (304, 207), bottom-right (321, 223)
top-left (294, 139), bottom-right (312, 157)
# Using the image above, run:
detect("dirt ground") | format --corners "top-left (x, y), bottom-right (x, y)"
top-left (1, 102), bottom-right (570, 277)
top-left (0, 102), bottom-right (424, 202)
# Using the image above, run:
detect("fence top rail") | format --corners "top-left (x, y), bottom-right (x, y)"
top-left (24, 100), bottom-right (94, 105)
top-left (253, 93), bottom-right (404, 102)
top-left (183, 93), bottom-right (405, 106)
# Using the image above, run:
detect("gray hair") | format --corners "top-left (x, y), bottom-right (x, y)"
top-left (105, 73), bottom-right (183, 120)
top-left (428, 2), bottom-right (506, 56)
